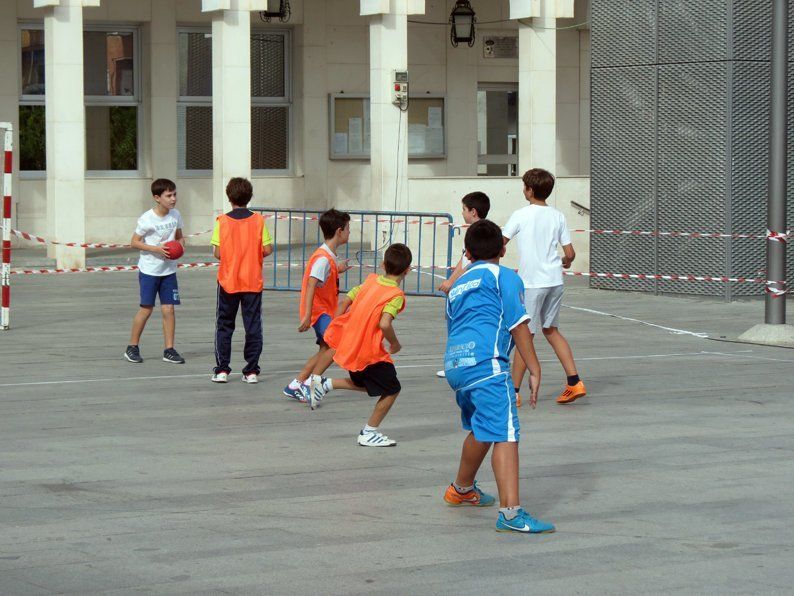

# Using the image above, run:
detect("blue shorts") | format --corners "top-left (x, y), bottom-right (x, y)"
top-left (313, 313), bottom-right (332, 345)
top-left (139, 272), bottom-right (180, 307)
top-left (451, 371), bottom-right (519, 443)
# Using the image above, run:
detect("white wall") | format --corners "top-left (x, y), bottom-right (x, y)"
top-left (8, 0), bottom-right (591, 251)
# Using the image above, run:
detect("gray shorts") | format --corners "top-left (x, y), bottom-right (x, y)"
top-left (523, 285), bottom-right (564, 335)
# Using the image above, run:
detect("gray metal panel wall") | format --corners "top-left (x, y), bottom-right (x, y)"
top-left (591, 0), bottom-right (789, 299)
top-left (590, 67), bottom-right (656, 291)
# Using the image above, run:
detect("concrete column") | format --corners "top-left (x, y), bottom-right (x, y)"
top-left (445, 32), bottom-right (478, 175)
top-left (296, 0), bottom-right (328, 211)
top-left (150, 0), bottom-right (178, 180)
top-left (202, 0), bottom-right (261, 216)
top-left (38, 0), bottom-right (99, 268)
top-left (0, 0), bottom-right (18, 238)
top-left (361, 1), bottom-right (423, 212)
top-left (511, 0), bottom-right (572, 175)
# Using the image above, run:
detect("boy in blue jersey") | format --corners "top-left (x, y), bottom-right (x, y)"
top-left (442, 219), bottom-right (555, 534)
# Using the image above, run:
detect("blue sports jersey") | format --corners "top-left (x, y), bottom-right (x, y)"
top-left (444, 262), bottom-right (529, 385)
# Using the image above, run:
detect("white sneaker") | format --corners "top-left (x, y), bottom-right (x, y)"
top-left (436, 370), bottom-right (446, 378)
top-left (357, 430), bottom-right (397, 447)
top-left (241, 373), bottom-right (258, 384)
top-left (211, 372), bottom-right (228, 383)
top-left (308, 375), bottom-right (326, 410)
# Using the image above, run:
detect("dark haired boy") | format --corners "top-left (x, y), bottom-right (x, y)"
top-left (439, 191), bottom-right (491, 295)
top-left (302, 244), bottom-right (412, 447)
top-left (124, 178), bottom-right (186, 364)
top-left (210, 177), bottom-right (273, 384)
top-left (503, 168), bottom-right (585, 405)
top-left (443, 219), bottom-right (554, 534)
top-left (283, 208), bottom-right (352, 400)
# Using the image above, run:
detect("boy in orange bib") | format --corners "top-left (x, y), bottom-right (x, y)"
top-left (304, 244), bottom-right (412, 447)
top-left (283, 209), bottom-right (352, 401)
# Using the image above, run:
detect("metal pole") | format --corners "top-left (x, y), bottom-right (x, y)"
top-left (1, 123), bottom-right (13, 331)
top-left (766, 0), bottom-right (789, 322)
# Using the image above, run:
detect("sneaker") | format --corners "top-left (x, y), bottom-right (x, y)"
top-left (242, 373), bottom-right (259, 384)
top-left (211, 371), bottom-right (229, 383)
top-left (556, 380), bottom-right (586, 404)
top-left (283, 384), bottom-right (306, 401)
top-left (162, 348), bottom-right (185, 364)
top-left (124, 345), bottom-right (142, 363)
top-left (443, 481), bottom-right (496, 507)
top-left (357, 430), bottom-right (397, 447)
top-left (496, 509), bottom-right (556, 534)
top-left (516, 392), bottom-right (522, 408)
top-left (436, 370), bottom-right (446, 378)
top-left (308, 375), bottom-right (326, 410)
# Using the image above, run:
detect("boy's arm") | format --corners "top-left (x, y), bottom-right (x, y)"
top-left (262, 223), bottom-right (274, 258)
top-left (438, 257), bottom-right (464, 294)
top-left (561, 243), bottom-right (575, 269)
top-left (335, 294), bottom-right (353, 317)
top-left (510, 322), bottom-right (541, 408)
top-left (213, 245), bottom-right (220, 260)
top-left (378, 313), bottom-right (401, 354)
top-left (175, 228), bottom-right (185, 245)
top-left (299, 277), bottom-right (319, 332)
top-left (263, 243), bottom-right (274, 258)
top-left (131, 233), bottom-right (170, 258)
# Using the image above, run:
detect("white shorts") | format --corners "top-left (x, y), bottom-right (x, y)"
top-left (523, 285), bottom-right (564, 334)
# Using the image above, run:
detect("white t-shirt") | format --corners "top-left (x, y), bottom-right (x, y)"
top-left (502, 204), bottom-right (571, 288)
top-left (309, 243), bottom-right (337, 288)
top-left (135, 208), bottom-right (183, 276)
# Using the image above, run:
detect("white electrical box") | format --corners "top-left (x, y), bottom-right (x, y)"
top-left (392, 71), bottom-right (409, 108)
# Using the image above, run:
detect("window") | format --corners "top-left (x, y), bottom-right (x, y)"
top-left (18, 25), bottom-right (140, 172)
top-left (84, 29), bottom-right (139, 171)
top-left (177, 29), bottom-right (292, 174)
top-left (477, 84), bottom-right (518, 176)
top-left (19, 27), bottom-right (45, 171)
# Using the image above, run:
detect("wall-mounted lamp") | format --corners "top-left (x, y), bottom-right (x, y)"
top-left (449, 0), bottom-right (476, 48)
top-left (260, 0), bottom-right (291, 23)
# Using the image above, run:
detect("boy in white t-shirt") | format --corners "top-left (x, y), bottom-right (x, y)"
top-left (124, 178), bottom-right (185, 365)
top-left (502, 169), bottom-right (586, 405)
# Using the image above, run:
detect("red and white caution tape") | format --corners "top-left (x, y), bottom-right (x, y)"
top-left (10, 228), bottom-right (212, 249)
top-left (766, 229), bottom-right (790, 243)
top-left (2, 122), bottom-right (13, 330)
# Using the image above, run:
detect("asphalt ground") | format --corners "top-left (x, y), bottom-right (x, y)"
top-left (0, 270), bottom-right (793, 595)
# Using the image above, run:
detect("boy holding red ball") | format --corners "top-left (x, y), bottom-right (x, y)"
top-left (124, 178), bottom-right (186, 365)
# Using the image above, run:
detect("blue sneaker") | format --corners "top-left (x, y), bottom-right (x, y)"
top-left (496, 509), bottom-right (555, 534)
top-left (283, 384), bottom-right (307, 402)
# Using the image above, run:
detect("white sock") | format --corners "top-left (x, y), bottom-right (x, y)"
top-left (363, 424), bottom-right (377, 434)
top-left (289, 378), bottom-right (301, 390)
top-left (499, 506), bottom-right (521, 520)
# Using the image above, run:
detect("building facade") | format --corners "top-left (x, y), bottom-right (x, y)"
top-left (1, 0), bottom-right (591, 268)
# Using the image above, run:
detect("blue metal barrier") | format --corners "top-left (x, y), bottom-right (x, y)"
top-left (251, 208), bottom-right (455, 297)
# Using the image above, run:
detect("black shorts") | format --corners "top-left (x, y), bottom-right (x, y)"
top-left (349, 362), bottom-right (401, 397)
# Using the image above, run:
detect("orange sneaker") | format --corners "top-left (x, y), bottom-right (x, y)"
top-left (556, 381), bottom-right (586, 404)
top-left (443, 482), bottom-right (495, 507)
top-left (516, 392), bottom-right (522, 408)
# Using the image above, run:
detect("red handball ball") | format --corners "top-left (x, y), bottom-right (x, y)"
top-left (163, 240), bottom-right (184, 260)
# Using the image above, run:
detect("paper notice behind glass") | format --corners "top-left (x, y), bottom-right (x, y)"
top-left (428, 107), bottom-right (443, 129)
top-left (348, 118), bottom-right (363, 153)
top-left (333, 133), bottom-right (348, 156)
top-left (408, 124), bottom-right (427, 154)
top-left (427, 127), bottom-right (444, 155)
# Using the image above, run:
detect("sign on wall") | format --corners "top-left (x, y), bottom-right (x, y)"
top-left (483, 36), bottom-right (518, 59)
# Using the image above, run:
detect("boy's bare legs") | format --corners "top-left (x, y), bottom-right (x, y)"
top-left (161, 305), bottom-right (175, 349)
top-left (130, 306), bottom-right (153, 345)
top-left (492, 441), bottom-right (520, 507)
top-left (297, 346), bottom-right (326, 382)
top-left (366, 393), bottom-right (398, 427)
top-left (542, 326), bottom-right (577, 376)
top-left (454, 432), bottom-right (492, 487)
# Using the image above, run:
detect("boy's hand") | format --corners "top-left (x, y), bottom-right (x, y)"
top-left (298, 314), bottom-right (312, 332)
top-left (561, 256), bottom-right (573, 269)
top-left (338, 259), bottom-right (352, 273)
top-left (438, 279), bottom-right (453, 294)
top-left (528, 371), bottom-right (540, 409)
top-left (154, 245), bottom-right (171, 258)
top-left (388, 340), bottom-right (402, 354)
